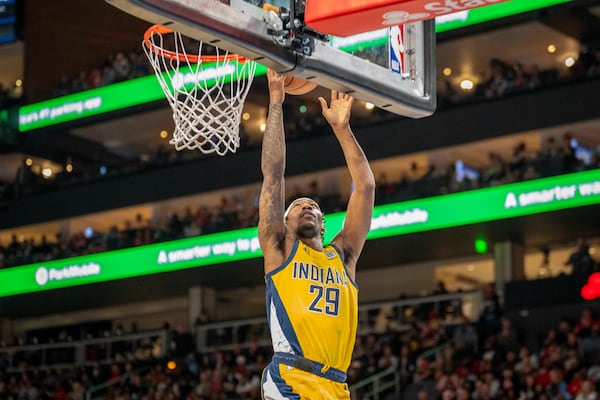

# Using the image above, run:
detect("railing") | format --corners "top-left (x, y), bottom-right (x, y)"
top-left (85, 365), bottom-right (151, 400)
top-left (357, 290), bottom-right (482, 335)
top-left (0, 330), bottom-right (168, 371)
top-left (195, 316), bottom-right (271, 351)
top-left (349, 334), bottom-right (469, 400)
top-left (195, 290), bottom-right (482, 350)
top-left (350, 365), bottom-right (400, 400)
top-left (0, 290), bottom-right (481, 374)
top-left (416, 341), bottom-right (453, 367)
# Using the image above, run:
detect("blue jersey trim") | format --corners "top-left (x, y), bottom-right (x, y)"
top-left (266, 279), bottom-right (303, 355)
top-left (272, 352), bottom-right (347, 383)
top-left (261, 362), bottom-right (301, 399)
top-left (265, 239), bottom-right (299, 280)
top-left (330, 243), bottom-right (359, 290)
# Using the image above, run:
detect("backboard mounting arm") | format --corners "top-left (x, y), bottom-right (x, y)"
top-left (106, 0), bottom-right (436, 118)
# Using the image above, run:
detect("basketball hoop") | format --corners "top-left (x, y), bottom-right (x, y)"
top-left (143, 25), bottom-right (257, 155)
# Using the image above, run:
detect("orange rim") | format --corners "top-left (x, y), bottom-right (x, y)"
top-left (143, 25), bottom-right (250, 63)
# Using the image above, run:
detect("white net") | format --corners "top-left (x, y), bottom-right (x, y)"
top-left (143, 25), bottom-right (257, 155)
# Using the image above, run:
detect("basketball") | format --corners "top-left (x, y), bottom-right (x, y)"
top-left (284, 76), bottom-right (318, 95)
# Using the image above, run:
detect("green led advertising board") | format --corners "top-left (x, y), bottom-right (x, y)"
top-left (433, 0), bottom-right (572, 33)
top-left (331, 0), bottom-right (572, 50)
top-left (17, 0), bottom-right (573, 131)
top-left (18, 63), bottom-right (268, 132)
top-left (1, 169), bottom-right (598, 297)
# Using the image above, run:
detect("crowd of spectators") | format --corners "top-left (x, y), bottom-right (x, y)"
top-left (395, 306), bottom-right (600, 400)
top-left (0, 192), bottom-right (262, 269)
top-left (438, 48), bottom-right (600, 108)
top-left (0, 130), bottom-right (598, 270)
top-left (1, 43), bottom-right (599, 205)
top-left (52, 50), bottom-right (150, 98)
top-left (374, 132), bottom-right (599, 206)
top-left (1, 283), bottom-right (599, 400)
top-left (47, 44), bottom-right (600, 112)
top-left (1, 33), bottom-right (600, 400)
top-left (0, 340), bottom-right (271, 400)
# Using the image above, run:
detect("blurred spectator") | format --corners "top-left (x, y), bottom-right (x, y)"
top-left (484, 58), bottom-right (510, 98)
top-left (171, 325), bottom-right (195, 359)
top-left (509, 141), bottom-right (528, 180)
top-left (375, 172), bottom-right (396, 205)
top-left (14, 157), bottom-right (34, 199)
top-left (575, 309), bottom-right (600, 339)
top-left (453, 312), bottom-right (478, 359)
top-left (547, 365), bottom-right (573, 400)
top-left (478, 283), bottom-right (503, 348)
top-left (561, 132), bottom-right (581, 173)
top-left (414, 381), bottom-right (437, 400)
top-left (581, 325), bottom-right (600, 367)
top-left (481, 152), bottom-right (506, 185)
top-left (399, 344), bottom-right (416, 387)
top-left (575, 379), bottom-right (598, 400)
top-left (112, 52), bottom-right (132, 81)
top-left (565, 238), bottom-right (596, 275)
top-left (496, 317), bottom-right (521, 357)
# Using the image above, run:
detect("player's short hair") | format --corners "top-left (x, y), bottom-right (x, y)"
top-left (284, 197), bottom-right (325, 242)
top-left (284, 197), bottom-right (319, 220)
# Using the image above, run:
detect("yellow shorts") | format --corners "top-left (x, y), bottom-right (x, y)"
top-left (261, 362), bottom-right (350, 399)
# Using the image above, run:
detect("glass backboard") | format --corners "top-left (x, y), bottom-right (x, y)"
top-left (106, 0), bottom-right (436, 118)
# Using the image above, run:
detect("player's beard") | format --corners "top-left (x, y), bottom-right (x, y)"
top-left (295, 222), bottom-right (320, 240)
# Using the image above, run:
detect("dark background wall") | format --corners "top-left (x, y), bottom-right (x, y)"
top-left (23, 0), bottom-right (147, 101)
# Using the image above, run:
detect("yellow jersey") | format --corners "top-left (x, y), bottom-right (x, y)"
top-left (265, 239), bottom-right (359, 372)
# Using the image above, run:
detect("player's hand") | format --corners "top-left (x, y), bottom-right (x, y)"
top-left (267, 69), bottom-right (285, 104)
top-left (319, 90), bottom-right (354, 130)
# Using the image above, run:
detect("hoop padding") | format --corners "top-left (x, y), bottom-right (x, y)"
top-left (143, 25), bottom-right (257, 155)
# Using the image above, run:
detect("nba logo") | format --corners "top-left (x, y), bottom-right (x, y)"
top-left (389, 25), bottom-right (404, 75)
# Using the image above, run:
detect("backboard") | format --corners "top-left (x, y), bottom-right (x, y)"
top-left (106, 0), bottom-right (436, 118)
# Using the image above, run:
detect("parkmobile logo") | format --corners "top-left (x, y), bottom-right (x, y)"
top-left (382, 0), bottom-right (503, 25)
top-left (35, 262), bottom-right (101, 286)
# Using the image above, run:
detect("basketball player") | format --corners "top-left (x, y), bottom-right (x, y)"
top-left (259, 69), bottom-right (375, 399)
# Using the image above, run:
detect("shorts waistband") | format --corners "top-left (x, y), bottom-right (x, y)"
top-left (272, 352), bottom-right (347, 383)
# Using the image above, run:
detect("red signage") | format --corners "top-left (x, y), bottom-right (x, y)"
top-left (581, 273), bottom-right (600, 301)
top-left (305, 0), bottom-right (511, 37)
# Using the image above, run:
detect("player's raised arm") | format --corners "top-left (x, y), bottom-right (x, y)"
top-left (258, 70), bottom-right (287, 272)
top-left (319, 91), bottom-right (375, 278)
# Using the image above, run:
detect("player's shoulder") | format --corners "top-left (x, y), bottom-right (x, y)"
top-left (330, 236), bottom-right (347, 260)
top-left (263, 237), bottom-right (298, 274)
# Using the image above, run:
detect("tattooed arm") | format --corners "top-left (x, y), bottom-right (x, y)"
top-left (258, 70), bottom-right (287, 273)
